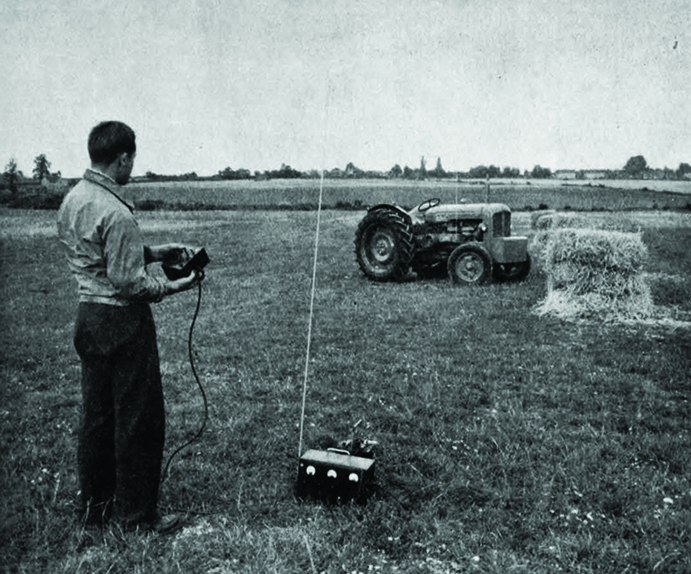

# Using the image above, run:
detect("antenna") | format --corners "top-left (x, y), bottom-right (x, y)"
top-left (297, 168), bottom-right (324, 460)
top-left (297, 83), bottom-right (331, 460)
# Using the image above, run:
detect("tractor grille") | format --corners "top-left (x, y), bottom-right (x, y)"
top-left (492, 211), bottom-right (511, 237)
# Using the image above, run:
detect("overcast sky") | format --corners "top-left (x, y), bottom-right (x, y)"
top-left (1, 0), bottom-right (688, 178)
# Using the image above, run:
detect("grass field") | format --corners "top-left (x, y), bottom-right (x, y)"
top-left (4, 178), bottom-right (691, 213)
top-left (1, 206), bottom-right (690, 573)
top-left (123, 178), bottom-right (691, 213)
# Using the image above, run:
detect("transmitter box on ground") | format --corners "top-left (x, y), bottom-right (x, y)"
top-left (297, 448), bottom-right (375, 503)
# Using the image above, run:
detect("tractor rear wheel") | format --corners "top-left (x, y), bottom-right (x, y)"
top-left (447, 243), bottom-right (492, 285)
top-left (355, 209), bottom-right (414, 281)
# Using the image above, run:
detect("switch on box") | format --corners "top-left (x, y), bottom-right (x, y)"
top-left (297, 448), bottom-right (375, 503)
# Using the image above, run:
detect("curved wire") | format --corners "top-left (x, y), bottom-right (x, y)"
top-left (161, 279), bottom-right (208, 483)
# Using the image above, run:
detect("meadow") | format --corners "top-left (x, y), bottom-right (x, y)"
top-left (123, 178), bottom-right (691, 213)
top-left (1, 198), bottom-right (690, 573)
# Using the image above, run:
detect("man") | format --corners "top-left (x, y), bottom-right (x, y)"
top-left (57, 121), bottom-right (199, 534)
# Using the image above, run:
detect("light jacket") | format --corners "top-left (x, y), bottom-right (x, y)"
top-left (57, 169), bottom-right (167, 306)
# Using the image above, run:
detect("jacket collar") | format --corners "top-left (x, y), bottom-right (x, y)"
top-left (83, 169), bottom-right (135, 211)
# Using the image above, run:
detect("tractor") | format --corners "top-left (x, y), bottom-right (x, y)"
top-left (354, 198), bottom-right (531, 284)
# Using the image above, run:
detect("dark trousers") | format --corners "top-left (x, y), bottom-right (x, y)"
top-left (73, 302), bottom-right (165, 527)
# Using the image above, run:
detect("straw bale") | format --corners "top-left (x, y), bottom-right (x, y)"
top-left (530, 210), bottom-right (556, 229)
top-left (532, 212), bottom-right (642, 233)
top-left (530, 215), bottom-right (601, 269)
top-left (535, 282), bottom-right (653, 321)
top-left (529, 230), bottom-right (553, 269)
top-left (546, 229), bottom-right (647, 274)
top-left (531, 222), bottom-right (645, 271)
top-left (533, 212), bottom-right (589, 230)
top-left (534, 228), bottom-right (653, 321)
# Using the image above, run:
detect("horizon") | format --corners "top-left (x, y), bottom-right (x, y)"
top-left (7, 154), bottom-right (687, 182)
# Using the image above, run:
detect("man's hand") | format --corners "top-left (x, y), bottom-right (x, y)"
top-left (145, 243), bottom-right (195, 265)
top-left (165, 270), bottom-right (201, 295)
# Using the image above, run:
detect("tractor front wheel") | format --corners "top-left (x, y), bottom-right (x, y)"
top-left (447, 243), bottom-right (492, 285)
top-left (355, 209), bottom-right (414, 281)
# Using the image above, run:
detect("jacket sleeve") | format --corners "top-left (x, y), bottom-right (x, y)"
top-left (102, 210), bottom-right (168, 302)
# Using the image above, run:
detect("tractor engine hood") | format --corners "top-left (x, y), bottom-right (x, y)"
top-left (414, 203), bottom-right (511, 223)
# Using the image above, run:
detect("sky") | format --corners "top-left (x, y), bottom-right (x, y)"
top-left (1, 0), bottom-right (689, 178)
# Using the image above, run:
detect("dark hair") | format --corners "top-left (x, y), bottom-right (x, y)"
top-left (88, 121), bottom-right (136, 165)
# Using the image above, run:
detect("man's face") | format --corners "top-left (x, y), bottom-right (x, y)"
top-left (115, 152), bottom-right (136, 185)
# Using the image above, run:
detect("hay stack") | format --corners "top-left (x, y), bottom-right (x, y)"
top-left (534, 228), bottom-right (653, 321)
top-left (530, 209), bottom-right (557, 229)
top-left (532, 211), bottom-right (587, 231)
top-left (532, 212), bottom-right (642, 233)
top-left (530, 212), bottom-right (642, 270)
top-left (530, 213), bottom-right (593, 270)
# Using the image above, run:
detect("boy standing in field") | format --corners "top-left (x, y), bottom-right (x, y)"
top-left (57, 121), bottom-right (199, 534)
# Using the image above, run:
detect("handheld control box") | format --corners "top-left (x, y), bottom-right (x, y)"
top-left (162, 248), bottom-right (210, 281)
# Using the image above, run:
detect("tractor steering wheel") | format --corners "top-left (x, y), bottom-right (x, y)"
top-left (418, 198), bottom-right (440, 212)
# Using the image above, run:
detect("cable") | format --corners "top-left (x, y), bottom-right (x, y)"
top-left (161, 279), bottom-right (208, 482)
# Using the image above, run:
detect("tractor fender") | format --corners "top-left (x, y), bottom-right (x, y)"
top-left (367, 204), bottom-right (412, 224)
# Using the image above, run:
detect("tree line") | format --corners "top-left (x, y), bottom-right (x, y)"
top-left (142, 155), bottom-right (691, 182)
top-left (208, 157), bottom-right (544, 181)
top-left (2, 154), bottom-right (63, 194)
top-left (4, 154), bottom-right (691, 192)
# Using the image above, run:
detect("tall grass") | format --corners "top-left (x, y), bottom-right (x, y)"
top-left (1, 209), bottom-right (690, 573)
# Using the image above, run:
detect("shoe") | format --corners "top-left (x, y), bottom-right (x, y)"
top-left (151, 513), bottom-right (181, 535)
top-left (119, 512), bottom-right (182, 534)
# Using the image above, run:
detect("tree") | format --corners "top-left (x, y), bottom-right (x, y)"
top-left (469, 165), bottom-right (488, 179)
top-left (623, 155), bottom-right (648, 177)
top-left (419, 156), bottom-right (427, 179)
top-left (430, 157), bottom-right (446, 178)
top-left (33, 153), bottom-right (52, 182)
top-left (218, 166), bottom-right (235, 179)
top-left (4, 158), bottom-right (20, 194)
top-left (530, 165), bottom-right (552, 179)
top-left (502, 166), bottom-right (520, 178)
top-left (487, 165), bottom-right (501, 179)
top-left (676, 162), bottom-right (691, 179)
top-left (264, 164), bottom-right (301, 179)
top-left (388, 164), bottom-right (402, 178)
top-left (345, 162), bottom-right (363, 178)
top-left (218, 166), bottom-right (252, 180)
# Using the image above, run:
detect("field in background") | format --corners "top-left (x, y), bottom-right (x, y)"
top-left (1, 208), bottom-right (690, 573)
top-left (126, 178), bottom-right (691, 212)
